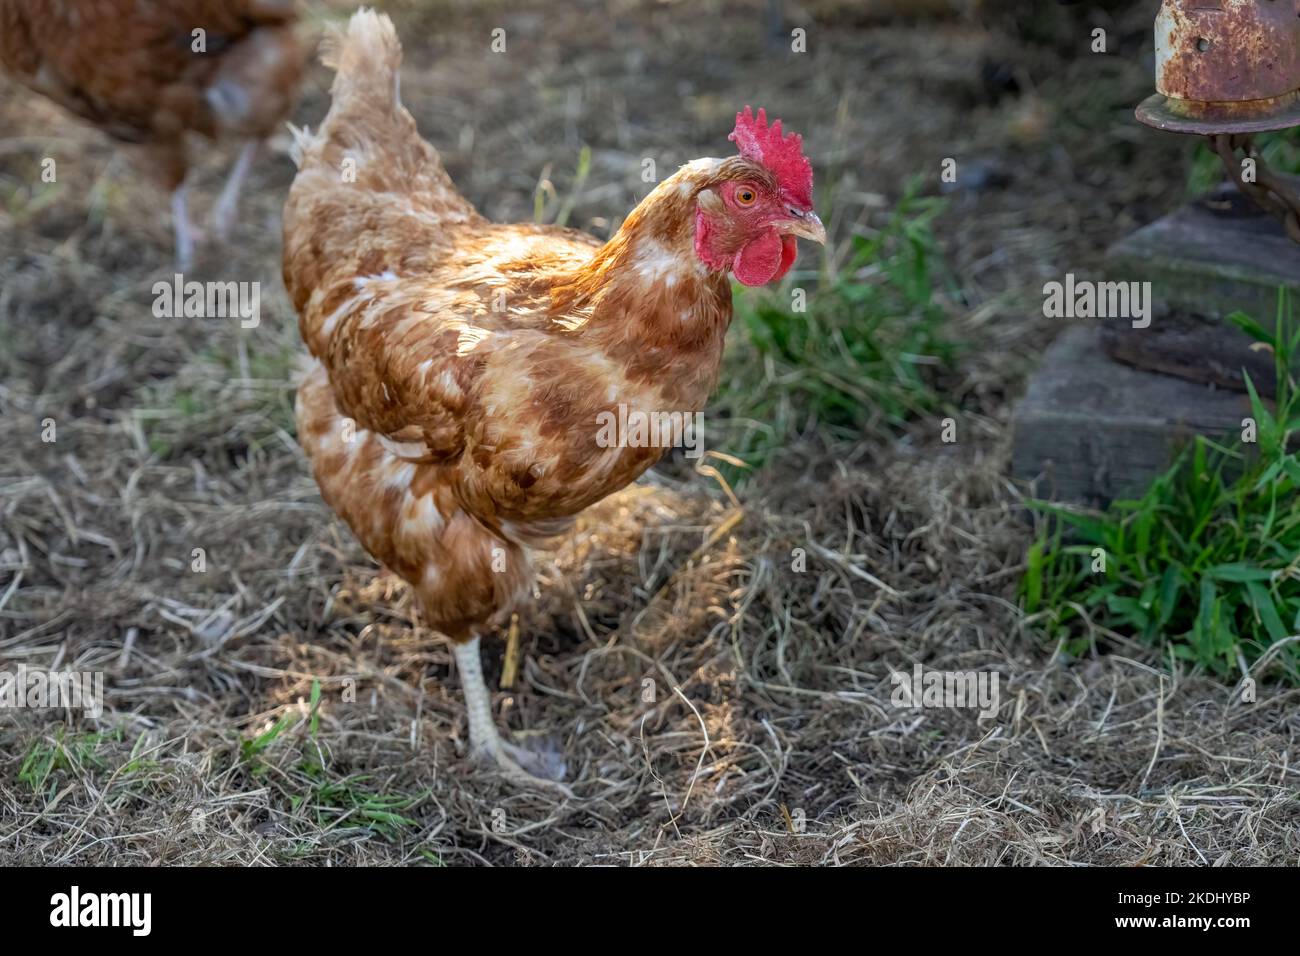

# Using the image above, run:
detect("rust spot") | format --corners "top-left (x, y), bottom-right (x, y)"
top-left (1156, 0), bottom-right (1300, 105)
top-left (1140, 0), bottom-right (1300, 134)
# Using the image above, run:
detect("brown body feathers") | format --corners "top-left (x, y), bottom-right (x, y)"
top-left (0, 0), bottom-right (304, 190)
top-left (285, 12), bottom-right (759, 642)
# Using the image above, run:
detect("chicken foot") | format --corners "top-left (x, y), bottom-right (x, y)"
top-left (452, 636), bottom-right (574, 797)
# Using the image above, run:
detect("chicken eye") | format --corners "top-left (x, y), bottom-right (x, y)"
top-left (735, 188), bottom-right (757, 206)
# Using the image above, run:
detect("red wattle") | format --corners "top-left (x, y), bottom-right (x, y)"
top-left (772, 234), bottom-right (798, 283)
top-left (733, 230), bottom-right (789, 287)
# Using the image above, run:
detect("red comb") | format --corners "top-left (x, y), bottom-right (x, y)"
top-left (729, 106), bottom-right (813, 208)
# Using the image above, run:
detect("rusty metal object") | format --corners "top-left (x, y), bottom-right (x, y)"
top-left (1137, 0), bottom-right (1300, 135)
top-left (1209, 133), bottom-right (1300, 241)
top-left (1136, 1), bottom-right (1300, 241)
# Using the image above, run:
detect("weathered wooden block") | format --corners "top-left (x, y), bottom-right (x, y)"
top-left (1015, 186), bottom-right (1298, 505)
top-left (1010, 325), bottom-right (1251, 504)
top-left (1107, 186), bottom-right (1300, 324)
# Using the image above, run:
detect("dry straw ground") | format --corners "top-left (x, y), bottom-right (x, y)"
top-left (1, 0), bottom-right (1296, 865)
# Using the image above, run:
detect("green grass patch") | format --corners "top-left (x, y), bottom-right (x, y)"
top-left (16, 726), bottom-right (149, 797)
top-left (1022, 295), bottom-right (1300, 683)
top-left (240, 681), bottom-right (427, 843)
top-left (137, 333), bottom-right (298, 461)
top-left (712, 185), bottom-right (960, 475)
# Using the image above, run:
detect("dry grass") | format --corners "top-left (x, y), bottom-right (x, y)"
top-left (2, 0), bottom-right (1296, 866)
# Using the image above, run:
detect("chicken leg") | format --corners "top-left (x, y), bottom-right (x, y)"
top-left (451, 635), bottom-right (572, 796)
top-left (171, 181), bottom-right (203, 272)
top-left (212, 141), bottom-right (258, 242)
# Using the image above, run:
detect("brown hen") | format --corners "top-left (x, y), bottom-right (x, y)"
top-left (0, 0), bottom-right (305, 266)
top-left (284, 9), bottom-right (824, 789)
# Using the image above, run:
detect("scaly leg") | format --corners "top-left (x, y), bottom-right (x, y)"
top-left (171, 183), bottom-right (202, 272)
top-left (451, 635), bottom-right (572, 796)
top-left (212, 141), bottom-right (257, 243)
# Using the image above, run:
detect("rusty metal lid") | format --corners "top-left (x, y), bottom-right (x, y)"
top-left (1136, 0), bottom-right (1300, 135)
top-left (1137, 91), bottom-right (1300, 134)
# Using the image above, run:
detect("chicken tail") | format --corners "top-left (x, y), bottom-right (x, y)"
top-left (318, 7), bottom-right (402, 111)
top-left (289, 7), bottom-right (401, 167)
top-left (289, 8), bottom-right (469, 212)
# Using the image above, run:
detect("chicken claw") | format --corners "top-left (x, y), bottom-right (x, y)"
top-left (453, 636), bottom-right (575, 798)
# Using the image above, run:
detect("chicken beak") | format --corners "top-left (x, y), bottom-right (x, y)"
top-left (781, 210), bottom-right (827, 245)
